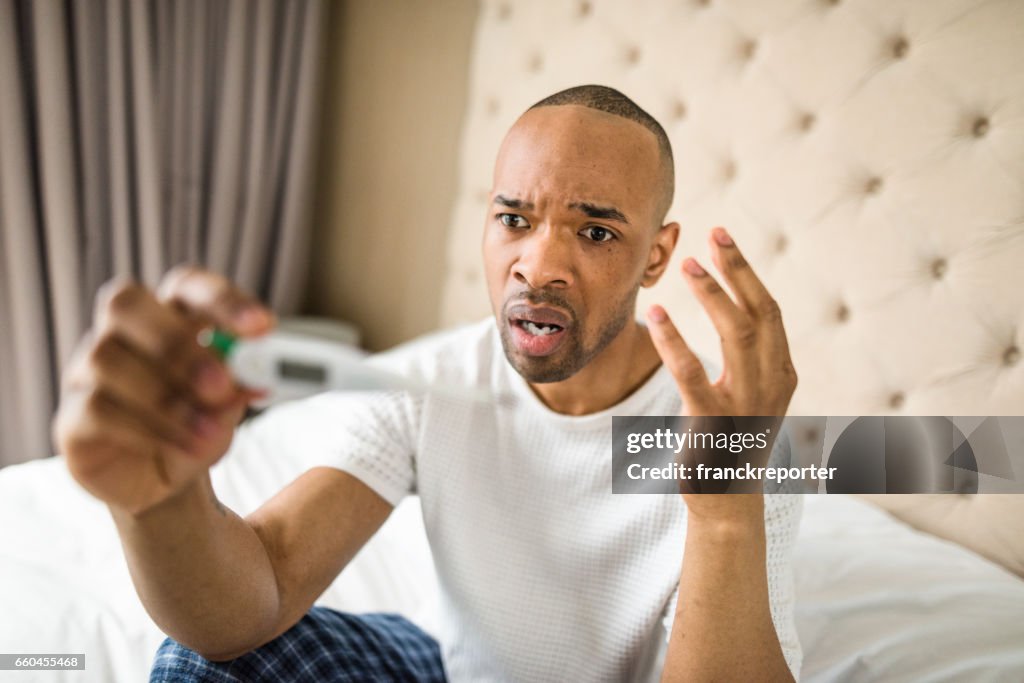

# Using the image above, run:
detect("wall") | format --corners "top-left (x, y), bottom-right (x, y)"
top-left (305, 0), bottom-right (480, 351)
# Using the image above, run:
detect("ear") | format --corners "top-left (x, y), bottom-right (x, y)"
top-left (641, 221), bottom-right (680, 287)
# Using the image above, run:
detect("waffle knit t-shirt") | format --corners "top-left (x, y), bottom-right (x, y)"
top-left (311, 319), bottom-right (803, 681)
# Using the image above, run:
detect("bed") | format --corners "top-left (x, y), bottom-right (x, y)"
top-left (1, 399), bottom-right (1023, 682)
top-left (3, 0), bottom-right (1024, 680)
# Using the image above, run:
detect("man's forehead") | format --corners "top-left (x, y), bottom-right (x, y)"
top-left (504, 104), bottom-right (659, 154)
top-left (493, 105), bottom-right (662, 210)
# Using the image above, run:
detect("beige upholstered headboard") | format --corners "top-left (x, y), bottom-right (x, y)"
top-left (438, 0), bottom-right (1024, 574)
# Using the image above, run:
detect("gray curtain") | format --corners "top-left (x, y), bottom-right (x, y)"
top-left (0, 0), bottom-right (327, 467)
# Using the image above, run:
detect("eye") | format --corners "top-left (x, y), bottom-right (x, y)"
top-left (580, 226), bottom-right (616, 243)
top-left (498, 213), bottom-right (529, 229)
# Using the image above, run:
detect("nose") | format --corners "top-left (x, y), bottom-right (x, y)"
top-left (511, 224), bottom-right (575, 290)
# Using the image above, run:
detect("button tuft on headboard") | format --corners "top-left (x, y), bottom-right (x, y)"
top-left (775, 233), bottom-right (788, 253)
top-left (739, 39), bottom-right (757, 62)
top-left (892, 36), bottom-right (910, 59)
top-left (721, 159), bottom-right (737, 183)
top-left (972, 117), bottom-right (990, 138)
top-left (670, 99), bottom-right (687, 120)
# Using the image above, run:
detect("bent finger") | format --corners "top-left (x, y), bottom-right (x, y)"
top-left (645, 305), bottom-right (716, 413)
top-left (707, 228), bottom-right (775, 319)
top-left (681, 258), bottom-right (760, 391)
top-left (705, 231), bottom-right (797, 391)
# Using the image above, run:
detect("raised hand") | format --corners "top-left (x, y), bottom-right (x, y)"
top-left (645, 227), bottom-right (797, 516)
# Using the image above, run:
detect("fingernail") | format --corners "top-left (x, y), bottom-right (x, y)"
top-left (647, 305), bottom-right (667, 323)
top-left (192, 412), bottom-right (219, 439)
top-left (683, 258), bottom-right (707, 277)
top-left (234, 305), bottom-right (269, 330)
top-left (713, 227), bottom-right (734, 246)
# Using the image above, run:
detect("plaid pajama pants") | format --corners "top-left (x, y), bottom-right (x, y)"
top-left (149, 607), bottom-right (446, 682)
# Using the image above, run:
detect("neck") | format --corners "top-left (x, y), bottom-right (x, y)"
top-left (527, 319), bottom-right (663, 415)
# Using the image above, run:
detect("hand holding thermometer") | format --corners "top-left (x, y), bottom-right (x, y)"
top-left (198, 328), bottom-right (502, 406)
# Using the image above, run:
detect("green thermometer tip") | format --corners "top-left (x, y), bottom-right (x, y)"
top-left (197, 327), bottom-right (238, 359)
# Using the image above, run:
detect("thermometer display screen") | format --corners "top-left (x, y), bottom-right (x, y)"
top-left (277, 359), bottom-right (327, 384)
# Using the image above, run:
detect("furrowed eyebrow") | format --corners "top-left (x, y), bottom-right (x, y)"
top-left (493, 195), bottom-right (534, 210)
top-left (568, 202), bottom-right (629, 224)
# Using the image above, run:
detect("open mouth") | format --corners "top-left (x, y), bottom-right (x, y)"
top-left (505, 303), bottom-right (572, 357)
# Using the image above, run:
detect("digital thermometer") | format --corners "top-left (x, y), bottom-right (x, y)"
top-left (198, 328), bottom-right (500, 406)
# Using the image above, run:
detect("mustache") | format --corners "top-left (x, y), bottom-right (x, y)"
top-left (504, 289), bottom-right (577, 323)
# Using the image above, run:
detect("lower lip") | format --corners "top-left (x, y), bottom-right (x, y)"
top-left (509, 320), bottom-right (568, 357)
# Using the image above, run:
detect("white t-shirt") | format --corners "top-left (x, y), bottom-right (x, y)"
top-left (307, 318), bottom-right (802, 681)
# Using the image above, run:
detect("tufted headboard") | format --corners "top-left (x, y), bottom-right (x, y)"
top-left (437, 0), bottom-right (1024, 574)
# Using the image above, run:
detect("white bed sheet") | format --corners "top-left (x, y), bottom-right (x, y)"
top-left (1, 401), bottom-right (1022, 682)
top-left (796, 495), bottom-right (1024, 682)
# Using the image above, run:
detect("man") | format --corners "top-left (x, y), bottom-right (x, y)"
top-left (54, 85), bottom-right (801, 682)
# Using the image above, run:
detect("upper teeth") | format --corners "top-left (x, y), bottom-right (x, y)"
top-left (523, 321), bottom-right (558, 336)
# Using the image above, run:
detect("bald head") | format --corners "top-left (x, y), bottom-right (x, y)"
top-left (529, 85), bottom-right (675, 224)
